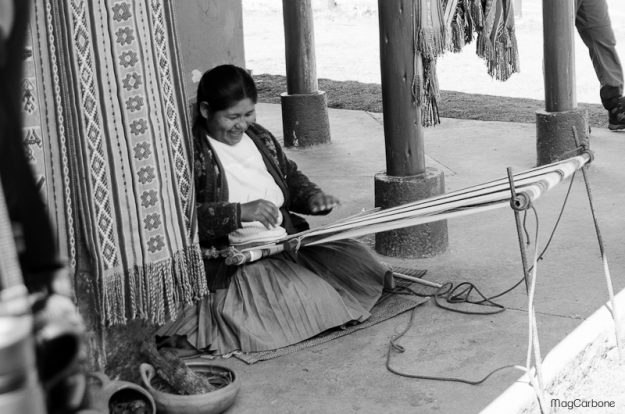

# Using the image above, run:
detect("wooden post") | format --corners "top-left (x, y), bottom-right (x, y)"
top-left (280, 0), bottom-right (331, 147)
top-left (535, 0), bottom-right (588, 165)
top-left (377, 0), bottom-right (425, 177)
top-left (374, 0), bottom-right (447, 258)
top-left (542, 0), bottom-right (576, 112)
top-left (282, 0), bottom-right (318, 94)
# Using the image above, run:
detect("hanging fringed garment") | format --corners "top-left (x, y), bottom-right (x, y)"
top-left (416, 0), bottom-right (520, 128)
top-left (413, 53), bottom-right (441, 127)
top-left (415, 0), bottom-right (447, 59)
top-left (472, 0), bottom-right (520, 80)
top-left (413, 0), bottom-right (448, 127)
top-left (36, 0), bottom-right (207, 326)
top-left (212, 153), bottom-right (591, 266)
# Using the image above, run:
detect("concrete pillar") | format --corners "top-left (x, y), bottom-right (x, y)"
top-left (375, 169), bottom-right (448, 257)
top-left (374, 0), bottom-right (447, 258)
top-left (281, 0), bottom-right (331, 147)
top-left (536, 0), bottom-right (589, 165)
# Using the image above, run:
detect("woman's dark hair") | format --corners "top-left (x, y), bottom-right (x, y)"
top-left (192, 64), bottom-right (257, 136)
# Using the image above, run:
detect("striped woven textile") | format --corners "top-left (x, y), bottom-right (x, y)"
top-left (31, 0), bottom-right (207, 326)
top-left (223, 153), bottom-right (591, 266)
top-left (23, 4), bottom-right (76, 272)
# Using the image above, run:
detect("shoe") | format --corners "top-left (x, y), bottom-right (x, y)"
top-left (608, 97), bottom-right (625, 131)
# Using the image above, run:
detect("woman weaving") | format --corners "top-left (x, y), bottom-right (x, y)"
top-left (159, 65), bottom-right (390, 354)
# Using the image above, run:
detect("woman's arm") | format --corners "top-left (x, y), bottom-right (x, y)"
top-left (274, 138), bottom-right (338, 215)
top-left (247, 123), bottom-right (339, 215)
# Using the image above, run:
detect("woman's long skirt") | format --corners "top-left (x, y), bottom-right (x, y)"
top-left (158, 239), bottom-right (390, 354)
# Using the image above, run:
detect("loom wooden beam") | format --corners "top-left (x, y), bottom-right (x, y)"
top-left (535, 0), bottom-right (588, 166)
top-left (374, 0), bottom-right (447, 258)
top-left (280, 0), bottom-right (330, 147)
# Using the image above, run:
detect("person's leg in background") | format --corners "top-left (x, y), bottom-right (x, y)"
top-left (576, 0), bottom-right (625, 130)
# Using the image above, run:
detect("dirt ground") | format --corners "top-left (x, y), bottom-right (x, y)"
top-left (242, 0), bottom-right (625, 105)
top-left (555, 347), bottom-right (625, 414)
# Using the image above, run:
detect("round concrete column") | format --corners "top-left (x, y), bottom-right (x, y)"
top-left (374, 168), bottom-right (448, 258)
top-left (281, 91), bottom-right (331, 147)
top-left (536, 108), bottom-right (589, 166)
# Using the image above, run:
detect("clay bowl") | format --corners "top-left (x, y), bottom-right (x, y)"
top-left (139, 361), bottom-right (240, 414)
top-left (88, 371), bottom-right (156, 414)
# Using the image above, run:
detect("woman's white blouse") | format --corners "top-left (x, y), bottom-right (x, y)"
top-left (207, 133), bottom-right (287, 245)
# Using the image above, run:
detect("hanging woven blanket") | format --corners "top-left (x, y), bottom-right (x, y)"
top-left (39, 0), bottom-right (207, 326)
top-left (414, 0), bottom-right (520, 126)
top-left (448, 0), bottom-right (520, 81)
top-left (23, 3), bottom-right (76, 273)
top-left (413, 0), bottom-right (446, 127)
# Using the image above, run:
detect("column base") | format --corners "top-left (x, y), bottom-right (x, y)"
top-left (536, 108), bottom-right (589, 166)
top-left (374, 168), bottom-right (448, 258)
top-left (281, 91), bottom-right (331, 147)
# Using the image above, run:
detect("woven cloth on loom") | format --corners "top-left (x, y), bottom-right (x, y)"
top-left (47, 0), bottom-right (207, 325)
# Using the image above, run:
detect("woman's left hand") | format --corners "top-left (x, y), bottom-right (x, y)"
top-left (308, 192), bottom-right (340, 214)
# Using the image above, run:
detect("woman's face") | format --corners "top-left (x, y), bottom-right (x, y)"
top-left (202, 98), bottom-right (256, 145)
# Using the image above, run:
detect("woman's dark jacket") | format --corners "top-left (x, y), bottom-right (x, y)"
top-left (193, 122), bottom-right (325, 251)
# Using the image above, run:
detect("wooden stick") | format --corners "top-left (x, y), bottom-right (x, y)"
top-left (393, 272), bottom-right (442, 289)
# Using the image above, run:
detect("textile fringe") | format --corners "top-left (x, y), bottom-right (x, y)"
top-left (475, 0), bottom-right (520, 81)
top-left (415, 0), bottom-right (447, 59)
top-left (417, 27), bottom-right (447, 59)
top-left (420, 57), bottom-right (441, 127)
top-left (449, 12), bottom-right (466, 53)
top-left (447, 0), bottom-right (480, 52)
top-left (413, 0), bottom-right (446, 127)
top-left (446, 0), bottom-right (519, 81)
top-left (477, 26), bottom-right (520, 81)
top-left (470, 0), bottom-right (484, 28)
top-left (102, 245), bottom-right (207, 326)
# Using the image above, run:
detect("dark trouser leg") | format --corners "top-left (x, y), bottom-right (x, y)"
top-left (576, 0), bottom-right (623, 109)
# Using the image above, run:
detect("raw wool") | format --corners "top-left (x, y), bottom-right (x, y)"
top-left (37, 0), bottom-right (207, 326)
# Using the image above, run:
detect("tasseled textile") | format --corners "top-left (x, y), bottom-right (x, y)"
top-left (26, 0), bottom-right (207, 326)
top-left (447, 0), bottom-right (520, 80)
top-left (414, 0), bottom-right (520, 127)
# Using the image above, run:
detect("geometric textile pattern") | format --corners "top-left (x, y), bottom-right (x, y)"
top-left (23, 9), bottom-right (76, 270)
top-left (42, 0), bottom-right (206, 325)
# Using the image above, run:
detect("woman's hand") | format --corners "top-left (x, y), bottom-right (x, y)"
top-left (240, 199), bottom-right (280, 229)
top-left (308, 192), bottom-right (340, 214)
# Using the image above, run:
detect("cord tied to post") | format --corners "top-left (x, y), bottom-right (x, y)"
top-left (510, 191), bottom-right (531, 212)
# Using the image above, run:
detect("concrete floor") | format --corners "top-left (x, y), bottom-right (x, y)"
top-left (212, 104), bottom-right (625, 414)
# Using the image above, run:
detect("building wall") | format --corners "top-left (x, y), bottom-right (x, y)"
top-left (173, 0), bottom-right (245, 102)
